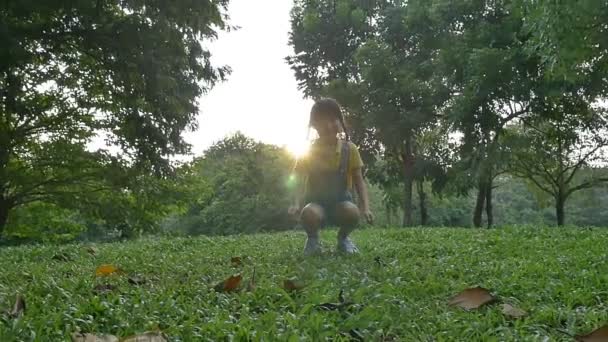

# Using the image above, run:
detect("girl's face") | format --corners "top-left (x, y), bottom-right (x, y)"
top-left (311, 114), bottom-right (341, 139)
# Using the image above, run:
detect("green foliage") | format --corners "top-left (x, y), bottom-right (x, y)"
top-left (504, 102), bottom-right (608, 225)
top-left (3, 202), bottom-right (86, 243)
top-left (172, 133), bottom-right (295, 236)
top-left (522, 0), bottom-right (608, 87)
top-left (0, 0), bottom-right (230, 234)
top-left (1, 227), bottom-right (607, 340)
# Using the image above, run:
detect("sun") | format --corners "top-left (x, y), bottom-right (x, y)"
top-left (285, 139), bottom-right (310, 158)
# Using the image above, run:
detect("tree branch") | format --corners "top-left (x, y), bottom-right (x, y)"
top-left (563, 145), bottom-right (603, 184)
top-left (566, 177), bottom-right (608, 197)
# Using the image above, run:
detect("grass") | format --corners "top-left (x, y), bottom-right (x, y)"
top-left (0, 226), bottom-right (607, 341)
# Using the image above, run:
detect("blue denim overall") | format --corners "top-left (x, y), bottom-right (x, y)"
top-left (304, 141), bottom-right (352, 227)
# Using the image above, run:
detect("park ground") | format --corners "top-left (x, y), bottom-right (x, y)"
top-left (0, 226), bottom-right (607, 341)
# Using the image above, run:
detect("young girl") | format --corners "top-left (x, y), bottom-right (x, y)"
top-left (288, 98), bottom-right (374, 255)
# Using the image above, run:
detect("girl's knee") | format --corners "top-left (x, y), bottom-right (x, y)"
top-left (301, 203), bottom-right (324, 228)
top-left (335, 201), bottom-right (360, 227)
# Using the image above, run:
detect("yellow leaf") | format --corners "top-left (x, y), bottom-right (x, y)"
top-left (95, 264), bottom-right (122, 277)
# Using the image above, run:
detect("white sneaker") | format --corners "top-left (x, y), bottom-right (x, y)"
top-left (337, 236), bottom-right (359, 254)
top-left (304, 236), bottom-right (322, 256)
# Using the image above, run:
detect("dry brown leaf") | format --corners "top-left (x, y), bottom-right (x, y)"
top-left (230, 256), bottom-right (242, 267)
top-left (575, 324), bottom-right (608, 342)
top-left (121, 331), bottom-right (168, 342)
top-left (338, 289), bottom-right (345, 303)
top-left (283, 278), bottom-right (305, 292)
top-left (71, 332), bottom-right (119, 342)
top-left (9, 294), bottom-right (25, 318)
top-left (448, 286), bottom-right (496, 310)
top-left (93, 284), bottom-right (117, 294)
top-left (128, 276), bottom-right (146, 286)
top-left (52, 252), bottom-right (72, 262)
top-left (95, 264), bottom-right (123, 277)
top-left (501, 303), bottom-right (527, 319)
top-left (247, 268), bottom-right (256, 292)
top-left (85, 246), bottom-right (98, 256)
top-left (214, 274), bottom-right (242, 292)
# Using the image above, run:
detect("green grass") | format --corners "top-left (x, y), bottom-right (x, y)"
top-left (1, 226), bottom-right (607, 341)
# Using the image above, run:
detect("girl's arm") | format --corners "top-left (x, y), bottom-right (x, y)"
top-left (353, 168), bottom-right (374, 223)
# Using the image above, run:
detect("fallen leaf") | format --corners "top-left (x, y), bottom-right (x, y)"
top-left (575, 324), bottom-right (608, 342)
top-left (85, 246), bottom-right (98, 256)
top-left (231, 256), bottom-right (242, 267)
top-left (9, 294), bottom-right (25, 318)
top-left (52, 252), bottom-right (72, 262)
top-left (448, 287), bottom-right (496, 310)
top-left (121, 331), bottom-right (168, 342)
top-left (95, 264), bottom-right (123, 277)
top-left (93, 284), bottom-right (117, 294)
top-left (128, 276), bottom-right (146, 286)
top-left (71, 332), bottom-right (119, 342)
top-left (501, 303), bottom-right (527, 319)
top-left (315, 302), bottom-right (341, 311)
top-left (283, 278), bottom-right (306, 292)
top-left (247, 268), bottom-right (256, 292)
top-left (214, 274), bottom-right (242, 292)
top-left (374, 256), bottom-right (387, 267)
top-left (315, 290), bottom-right (356, 311)
top-left (341, 329), bottom-right (364, 342)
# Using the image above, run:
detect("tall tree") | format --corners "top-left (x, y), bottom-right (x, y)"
top-left (505, 96), bottom-right (608, 226)
top-left (434, 0), bottom-right (542, 227)
top-left (0, 1), bottom-right (230, 233)
top-left (288, 0), bottom-right (450, 226)
top-left (179, 132), bottom-right (294, 235)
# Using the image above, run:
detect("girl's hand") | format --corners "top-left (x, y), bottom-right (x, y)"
top-left (362, 209), bottom-right (374, 224)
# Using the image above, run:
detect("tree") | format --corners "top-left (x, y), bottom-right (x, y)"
top-left (433, 0), bottom-right (543, 228)
top-left (288, 0), bottom-right (450, 226)
top-left (522, 0), bottom-right (608, 91)
top-left (176, 133), bottom-right (294, 235)
top-left (0, 1), bottom-right (230, 233)
top-left (505, 97), bottom-right (608, 226)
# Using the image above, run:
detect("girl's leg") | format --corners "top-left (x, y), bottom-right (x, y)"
top-left (334, 201), bottom-right (360, 254)
top-left (300, 203), bottom-right (325, 255)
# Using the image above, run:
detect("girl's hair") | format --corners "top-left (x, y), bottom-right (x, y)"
top-left (309, 98), bottom-right (350, 141)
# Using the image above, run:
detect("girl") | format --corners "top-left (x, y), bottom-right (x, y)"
top-left (288, 98), bottom-right (374, 255)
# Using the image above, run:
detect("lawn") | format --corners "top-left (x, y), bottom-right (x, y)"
top-left (0, 226), bottom-right (607, 341)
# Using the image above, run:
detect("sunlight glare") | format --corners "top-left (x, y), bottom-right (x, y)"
top-left (286, 139), bottom-right (310, 158)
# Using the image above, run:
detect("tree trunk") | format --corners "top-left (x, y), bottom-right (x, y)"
top-left (417, 180), bottom-right (428, 226)
top-left (556, 195), bottom-right (565, 226)
top-left (485, 179), bottom-right (493, 229)
top-left (473, 180), bottom-right (486, 228)
top-left (0, 197), bottom-right (9, 237)
top-left (402, 176), bottom-right (413, 227)
top-left (401, 136), bottom-right (414, 227)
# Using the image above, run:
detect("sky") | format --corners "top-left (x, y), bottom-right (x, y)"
top-left (182, 0), bottom-right (314, 157)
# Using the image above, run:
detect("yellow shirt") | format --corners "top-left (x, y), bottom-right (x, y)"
top-left (295, 139), bottom-right (364, 193)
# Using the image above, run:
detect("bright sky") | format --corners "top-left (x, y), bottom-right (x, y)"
top-left (183, 0), bottom-right (313, 156)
